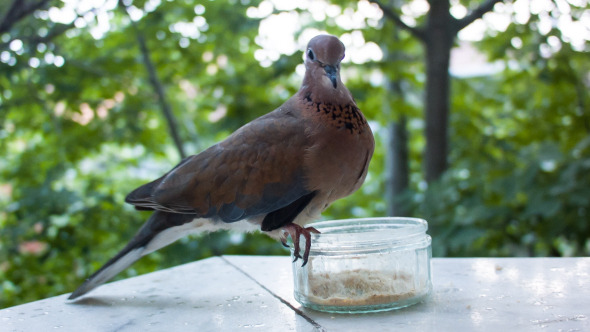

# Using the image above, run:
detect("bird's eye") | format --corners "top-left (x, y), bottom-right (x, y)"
top-left (307, 49), bottom-right (315, 60)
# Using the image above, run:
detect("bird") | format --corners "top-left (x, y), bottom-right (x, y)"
top-left (68, 34), bottom-right (374, 300)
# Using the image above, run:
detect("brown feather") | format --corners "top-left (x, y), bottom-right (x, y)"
top-left (69, 35), bottom-right (375, 300)
top-left (126, 35), bottom-right (375, 225)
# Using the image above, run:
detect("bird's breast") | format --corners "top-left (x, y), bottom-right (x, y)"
top-left (301, 99), bottom-right (374, 205)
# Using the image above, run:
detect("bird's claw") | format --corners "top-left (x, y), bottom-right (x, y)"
top-left (280, 237), bottom-right (290, 248)
top-left (281, 224), bottom-right (320, 266)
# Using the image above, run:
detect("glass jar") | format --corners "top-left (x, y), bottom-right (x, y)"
top-left (291, 217), bottom-right (432, 314)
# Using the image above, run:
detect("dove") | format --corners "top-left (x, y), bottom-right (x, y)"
top-left (68, 35), bottom-right (374, 300)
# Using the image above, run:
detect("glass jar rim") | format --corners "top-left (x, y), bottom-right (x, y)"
top-left (305, 217), bottom-right (430, 253)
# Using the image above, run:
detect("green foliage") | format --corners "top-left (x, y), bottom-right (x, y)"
top-left (0, 0), bottom-right (297, 308)
top-left (415, 0), bottom-right (590, 257)
top-left (1, 0), bottom-right (589, 309)
top-left (416, 136), bottom-right (590, 257)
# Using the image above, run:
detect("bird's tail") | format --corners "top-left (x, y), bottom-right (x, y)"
top-left (68, 211), bottom-right (196, 300)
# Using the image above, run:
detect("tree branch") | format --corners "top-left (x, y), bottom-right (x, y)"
top-left (453, 0), bottom-right (504, 33)
top-left (369, 0), bottom-right (426, 41)
top-left (0, 4), bottom-right (98, 52)
top-left (119, 1), bottom-right (187, 160)
top-left (0, 21), bottom-right (76, 51)
top-left (0, 0), bottom-right (53, 34)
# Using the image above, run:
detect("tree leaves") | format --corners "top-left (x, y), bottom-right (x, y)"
top-left (1, 0), bottom-right (589, 308)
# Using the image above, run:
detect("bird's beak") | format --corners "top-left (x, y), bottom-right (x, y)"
top-left (324, 65), bottom-right (338, 89)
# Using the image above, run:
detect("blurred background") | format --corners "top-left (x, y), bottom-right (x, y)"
top-left (1, 0), bottom-right (588, 308)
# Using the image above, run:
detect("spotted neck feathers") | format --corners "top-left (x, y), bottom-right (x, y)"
top-left (301, 91), bottom-right (369, 134)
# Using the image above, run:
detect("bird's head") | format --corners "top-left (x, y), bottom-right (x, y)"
top-left (304, 35), bottom-right (345, 90)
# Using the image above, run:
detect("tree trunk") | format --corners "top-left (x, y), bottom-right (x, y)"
top-left (373, 0), bottom-right (503, 183)
top-left (424, 0), bottom-right (454, 183)
top-left (134, 31), bottom-right (186, 159)
top-left (120, 1), bottom-right (187, 160)
top-left (383, 1), bottom-right (410, 216)
top-left (387, 114), bottom-right (409, 216)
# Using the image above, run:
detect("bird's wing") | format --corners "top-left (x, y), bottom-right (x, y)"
top-left (125, 109), bottom-right (312, 223)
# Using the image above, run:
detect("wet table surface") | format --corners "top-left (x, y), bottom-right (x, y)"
top-left (1, 256), bottom-right (589, 331)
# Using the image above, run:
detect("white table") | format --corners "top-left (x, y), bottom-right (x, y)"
top-left (1, 256), bottom-right (589, 331)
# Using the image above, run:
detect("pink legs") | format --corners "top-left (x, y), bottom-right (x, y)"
top-left (280, 223), bottom-right (320, 266)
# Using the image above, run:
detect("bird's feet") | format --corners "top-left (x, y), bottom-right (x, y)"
top-left (280, 223), bottom-right (320, 267)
